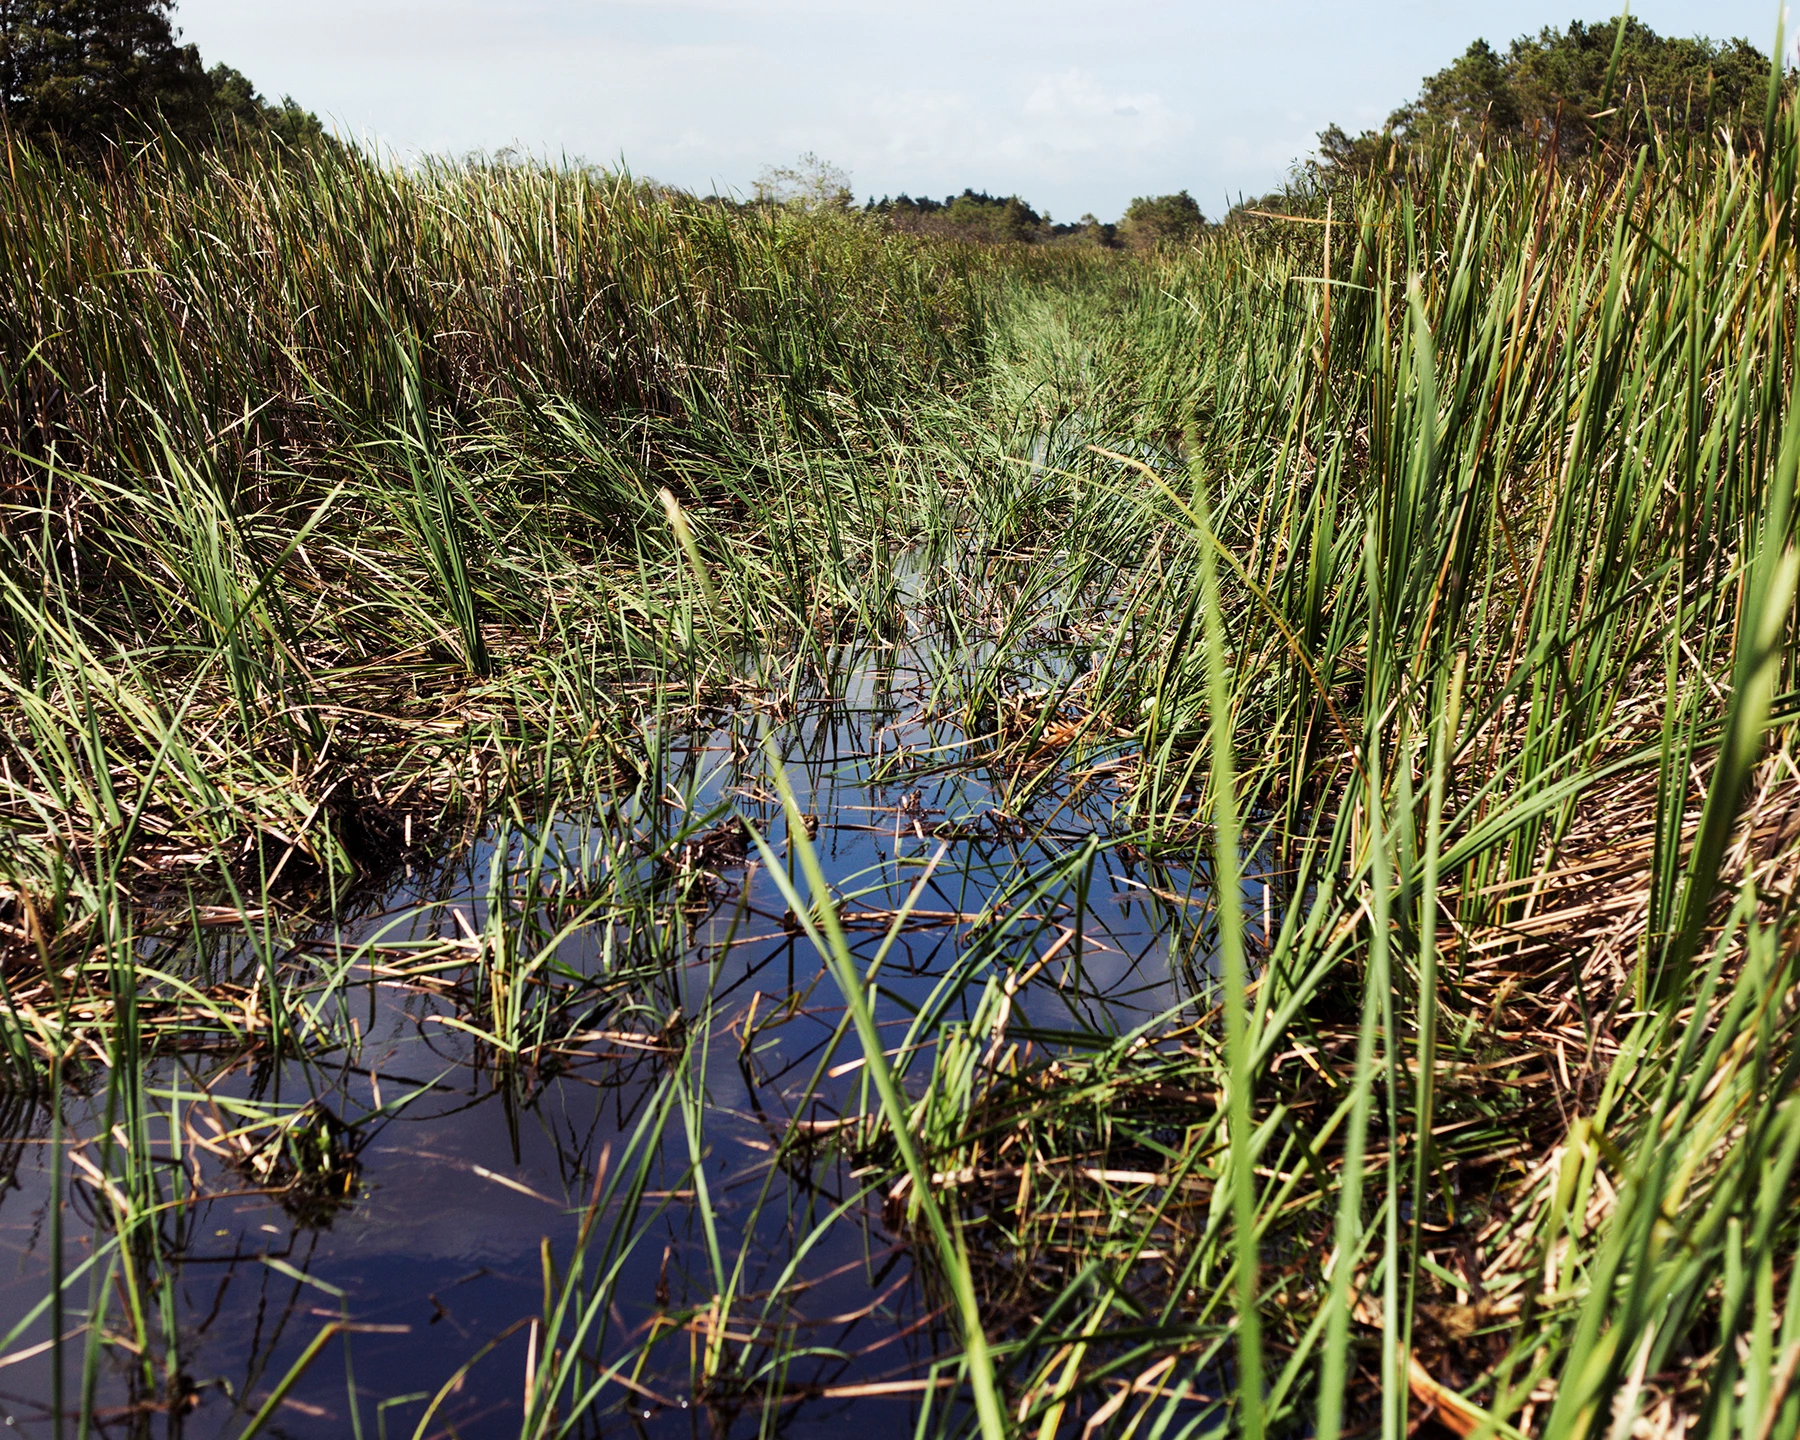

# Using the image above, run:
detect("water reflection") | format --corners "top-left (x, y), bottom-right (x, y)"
top-left (0, 578), bottom-right (1276, 1439)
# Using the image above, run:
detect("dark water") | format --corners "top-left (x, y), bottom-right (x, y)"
top-left (0, 610), bottom-right (1268, 1438)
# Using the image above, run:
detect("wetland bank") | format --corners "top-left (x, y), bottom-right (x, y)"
top-left (6, 83), bottom-right (1800, 1440)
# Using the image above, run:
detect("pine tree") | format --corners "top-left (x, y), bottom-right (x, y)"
top-left (0, 0), bottom-right (324, 156)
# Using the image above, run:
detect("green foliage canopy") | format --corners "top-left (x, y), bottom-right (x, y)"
top-left (1315, 14), bottom-right (1772, 177)
top-left (1398, 16), bottom-right (1769, 147)
top-left (203, 60), bottom-right (324, 148)
top-left (868, 189), bottom-right (1052, 244)
top-left (0, 0), bottom-right (324, 155)
top-left (1119, 190), bottom-right (1206, 250)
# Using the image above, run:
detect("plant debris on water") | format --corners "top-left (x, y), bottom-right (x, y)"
top-left (6, 63), bottom-right (1800, 1440)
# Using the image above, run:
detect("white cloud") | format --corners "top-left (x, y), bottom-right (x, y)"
top-left (174, 0), bottom-right (1788, 221)
top-left (854, 71), bottom-right (1189, 212)
top-left (1021, 69), bottom-right (1185, 152)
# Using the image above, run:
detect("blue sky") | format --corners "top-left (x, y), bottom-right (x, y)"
top-left (176, 1), bottom-right (1791, 222)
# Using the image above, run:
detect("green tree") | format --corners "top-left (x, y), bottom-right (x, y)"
top-left (867, 189), bottom-right (1051, 243)
top-left (1313, 123), bottom-right (1394, 179)
top-left (0, 0), bottom-right (324, 155)
top-left (1511, 18), bottom-right (1767, 141)
top-left (1, 0), bottom-right (203, 150)
top-left (1391, 16), bottom-right (1769, 153)
top-left (1070, 212), bottom-right (1118, 247)
top-left (1119, 191), bottom-right (1206, 250)
top-left (205, 61), bottom-right (325, 148)
top-left (1393, 38), bottom-right (1521, 137)
top-left (945, 190), bottom-right (1041, 242)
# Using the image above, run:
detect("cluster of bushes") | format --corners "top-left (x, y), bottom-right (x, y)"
top-left (866, 189), bottom-right (1063, 244)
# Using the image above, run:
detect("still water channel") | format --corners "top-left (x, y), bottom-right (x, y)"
top-left (0, 584), bottom-right (1267, 1438)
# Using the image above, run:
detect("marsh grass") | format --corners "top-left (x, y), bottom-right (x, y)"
top-left (4, 70), bottom-right (1800, 1440)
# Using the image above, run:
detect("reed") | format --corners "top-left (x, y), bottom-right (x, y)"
top-left (3, 71), bottom-right (1800, 1439)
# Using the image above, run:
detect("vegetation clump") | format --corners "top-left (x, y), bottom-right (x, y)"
top-left (868, 187), bottom-right (1053, 243)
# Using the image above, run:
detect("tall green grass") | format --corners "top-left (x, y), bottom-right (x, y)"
top-left (914, 70), bottom-right (1800, 1440)
top-left (4, 74), bottom-right (1800, 1438)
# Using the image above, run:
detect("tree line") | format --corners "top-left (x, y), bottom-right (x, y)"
top-left (863, 190), bottom-right (1206, 250)
top-left (753, 154), bottom-right (1208, 250)
top-left (772, 14), bottom-right (1776, 249)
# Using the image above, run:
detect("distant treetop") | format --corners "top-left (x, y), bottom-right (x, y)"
top-left (865, 189), bottom-right (1133, 247)
top-left (868, 189), bottom-right (1050, 243)
top-left (1119, 191), bottom-right (1207, 250)
top-left (745, 163), bottom-right (1204, 252)
top-left (754, 152), bottom-right (854, 212)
